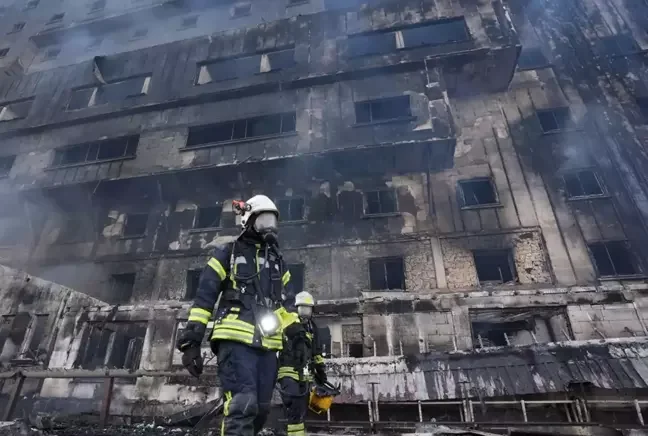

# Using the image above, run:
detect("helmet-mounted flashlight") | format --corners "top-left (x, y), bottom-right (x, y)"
top-left (258, 311), bottom-right (280, 337)
top-left (232, 200), bottom-right (252, 215)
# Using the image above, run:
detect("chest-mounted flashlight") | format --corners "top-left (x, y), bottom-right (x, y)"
top-left (258, 311), bottom-right (280, 337)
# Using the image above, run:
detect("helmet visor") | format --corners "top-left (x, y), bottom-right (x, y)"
top-left (298, 305), bottom-right (313, 318)
top-left (253, 211), bottom-right (278, 233)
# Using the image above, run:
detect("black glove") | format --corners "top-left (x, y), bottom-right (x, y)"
top-left (314, 365), bottom-right (327, 385)
top-left (181, 345), bottom-right (204, 378)
top-left (176, 322), bottom-right (206, 352)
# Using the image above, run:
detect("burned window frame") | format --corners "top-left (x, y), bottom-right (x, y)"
top-left (75, 321), bottom-right (146, 371)
top-left (193, 205), bottom-right (223, 229)
top-left (67, 75), bottom-right (151, 110)
top-left (363, 189), bottom-right (398, 216)
top-left (537, 107), bottom-right (574, 133)
top-left (121, 213), bottom-right (148, 238)
top-left (185, 112), bottom-right (297, 148)
top-left (517, 47), bottom-right (551, 70)
top-left (473, 249), bottom-right (517, 285)
top-left (457, 177), bottom-right (499, 209)
top-left (0, 312), bottom-right (51, 363)
top-left (195, 46), bottom-right (296, 85)
top-left (0, 97), bottom-right (34, 122)
top-left (588, 240), bottom-right (640, 278)
top-left (470, 307), bottom-right (571, 349)
top-left (368, 256), bottom-right (406, 291)
top-left (109, 273), bottom-right (136, 302)
top-left (276, 197), bottom-right (306, 222)
top-left (51, 135), bottom-right (139, 168)
top-left (185, 269), bottom-right (202, 301)
top-left (286, 263), bottom-right (305, 293)
top-left (354, 95), bottom-right (412, 125)
top-left (346, 17), bottom-right (470, 58)
top-left (0, 155), bottom-right (15, 177)
top-left (562, 169), bottom-right (606, 200)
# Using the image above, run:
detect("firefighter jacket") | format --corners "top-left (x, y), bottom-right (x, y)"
top-left (185, 235), bottom-right (297, 351)
top-left (277, 318), bottom-right (325, 381)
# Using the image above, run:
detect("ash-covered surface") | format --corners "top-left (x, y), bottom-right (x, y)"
top-left (0, 421), bottom-right (220, 436)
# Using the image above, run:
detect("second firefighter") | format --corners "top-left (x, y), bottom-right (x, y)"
top-left (278, 291), bottom-right (327, 436)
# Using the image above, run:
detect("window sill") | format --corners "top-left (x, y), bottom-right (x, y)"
top-left (280, 220), bottom-right (307, 226)
top-left (55, 239), bottom-right (92, 246)
top-left (460, 203), bottom-right (502, 211)
top-left (286, 0), bottom-right (309, 6)
top-left (599, 275), bottom-right (647, 281)
top-left (46, 155), bottom-right (136, 171)
top-left (518, 64), bottom-right (553, 71)
top-left (541, 127), bottom-right (582, 135)
top-left (353, 116), bottom-right (416, 128)
top-left (118, 234), bottom-right (146, 240)
top-left (566, 194), bottom-right (611, 202)
top-left (188, 227), bottom-right (223, 234)
top-left (362, 212), bottom-right (400, 219)
top-left (182, 131), bottom-right (298, 151)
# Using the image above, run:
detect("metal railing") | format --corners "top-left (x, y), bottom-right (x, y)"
top-left (0, 369), bottom-right (646, 429)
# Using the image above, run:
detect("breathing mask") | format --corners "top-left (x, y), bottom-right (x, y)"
top-left (253, 212), bottom-right (278, 244)
top-left (297, 305), bottom-right (313, 319)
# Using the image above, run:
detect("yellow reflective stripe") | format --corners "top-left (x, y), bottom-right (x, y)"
top-left (188, 308), bottom-right (212, 325)
top-left (306, 332), bottom-right (313, 341)
top-left (221, 391), bottom-right (232, 436)
top-left (288, 423), bottom-right (305, 432)
top-left (262, 335), bottom-right (283, 350)
top-left (211, 329), bottom-right (254, 345)
top-left (208, 257), bottom-right (227, 281)
top-left (218, 318), bottom-right (255, 333)
top-left (275, 308), bottom-right (299, 329)
top-left (314, 354), bottom-right (325, 364)
top-left (282, 270), bottom-right (291, 286)
top-left (256, 248), bottom-right (261, 273)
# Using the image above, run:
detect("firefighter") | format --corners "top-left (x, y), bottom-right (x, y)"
top-left (278, 291), bottom-right (327, 436)
top-left (176, 195), bottom-right (305, 436)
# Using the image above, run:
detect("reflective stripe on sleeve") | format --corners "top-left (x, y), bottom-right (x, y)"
top-left (282, 270), bottom-right (291, 286)
top-left (188, 307), bottom-right (212, 325)
top-left (208, 257), bottom-right (227, 281)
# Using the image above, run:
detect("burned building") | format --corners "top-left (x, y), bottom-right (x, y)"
top-left (0, 0), bottom-right (647, 432)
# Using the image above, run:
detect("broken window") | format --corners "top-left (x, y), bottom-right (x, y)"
top-left (589, 241), bottom-right (638, 277)
top-left (196, 48), bottom-right (295, 85)
top-left (287, 263), bottom-right (305, 293)
top-left (597, 34), bottom-right (639, 57)
top-left (518, 47), bottom-right (550, 70)
top-left (0, 98), bottom-right (33, 122)
top-left (364, 190), bottom-right (397, 215)
top-left (52, 136), bottom-right (139, 167)
top-left (25, 314), bottom-right (49, 361)
top-left (369, 256), bottom-right (405, 290)
top-left (185, 269), bottom-right (201, 300)
top-left (8, 22), bottom-right (24, 33)
top-left (180, 16), bottom-right (197, 29)
top-left (76, 322), bottom-right (146, 370)
top-left (347, 31), bottom-right (397, 57)
top-left (277, 198), bottom-right (305, 222)
top-left (537, 107), bottom-right (573, 133)
top-left (194, 206), bottom-right (222, 229)
top-left (231, 2), bottom-right (251, 18)
top-left (0, 155), bottom-right (15, 177)
top-left (342, 324), bottom-right (363, 357)
top-left (401, 18), bottom-right (470, 48)
top-left (470, 307), bottom-right (570, 348)
top-left (43, 48), bottom-right (60, 60)
top-left (123, 213), bottom-right (147, 237)
top-left (0, 313), bottom-right (30, 362)
top-left (57, 217), bottom-right (91, 244)
top-left (355, 96), bottom-right (411, 124)
top-left (89, 0), bottom-right (105, 11)
top-left (473, 249), bottom-right (517, 284)
top-left (563, 170), bottom-right (604, 199)
top-left (23, 0), bottom-right (38, 10)
top-left (110, 273), bottom-right (136, 302)
top-left (132, 28), bottom-right (148, 39)
top-left (95, 76), bottom-right (150, 105)
top-left (186, 112), bottom-right (296, 147)
top-left (47, 13), bottom-right (64, 23)
top-left (458, 178), bottom-right (498, 208)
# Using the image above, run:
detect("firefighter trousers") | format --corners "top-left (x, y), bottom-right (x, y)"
top-left (279, 377), bottom-right (309, 436)
top-left (217, 340), bottom-right (278, 436)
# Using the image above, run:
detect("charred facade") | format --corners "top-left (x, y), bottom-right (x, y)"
top-left (0, 0), bottom-right (647, 431)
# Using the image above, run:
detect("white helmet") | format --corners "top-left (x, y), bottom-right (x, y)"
top-left (295, 291), bottom-right (315, 307)
top-left (236, 195), bottom-right (279, 229)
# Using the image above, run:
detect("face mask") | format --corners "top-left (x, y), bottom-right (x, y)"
top-left (297, 306), bottom-right (312, 318)
top-left (253, 212), bottom-right (278, 243)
